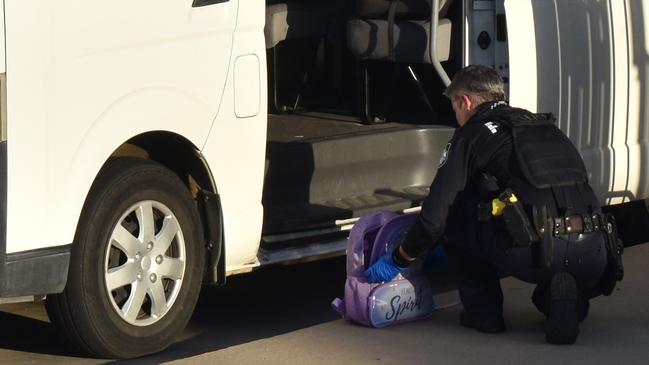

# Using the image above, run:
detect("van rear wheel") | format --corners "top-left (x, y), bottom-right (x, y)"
top-left (45, 158), bottom-right (204, 359)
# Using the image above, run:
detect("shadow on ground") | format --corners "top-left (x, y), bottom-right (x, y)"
top-left (114, 256), bottom-right (351, 364)
top-left (0, 310), bottom-right (75, 357)
top-left (0, 254), bottom-right (457, 364)
top-left (0, 244), bottom-right (648, 365)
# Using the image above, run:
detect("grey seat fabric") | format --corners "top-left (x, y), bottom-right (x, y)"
top-left (265, 3), bottom-right (334, 49)
top-left (347, 18), bottom-right (451, 63)
top-left (346, 0), bottom-right (454, 123)
top-left (347, 0), bottom-right (453, 63)
top-left (356, 0), bottom-right (431, 19)
top-left (354, 0), bottom-right (451, 19)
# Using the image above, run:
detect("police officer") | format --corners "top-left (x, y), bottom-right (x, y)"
top-left (365, 64), bottom-right (617, 344)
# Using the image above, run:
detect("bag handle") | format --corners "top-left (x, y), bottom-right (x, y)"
top-left (369, 214), bottom-right (418, 265)
top-left (347, 211), bottom-right (398, 277)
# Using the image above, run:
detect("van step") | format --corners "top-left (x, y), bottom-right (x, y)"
top-left (263, 112), bottom-right (454, 234)
top-left (257, 237), bottom-right (347, 266)
top-left (264, 186), bottom-right (429, 234)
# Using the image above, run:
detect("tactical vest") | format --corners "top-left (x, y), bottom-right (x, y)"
top-left (473, 104), bottom-right (623, 294)
top-left (474, 105), bottom-right (588, 190)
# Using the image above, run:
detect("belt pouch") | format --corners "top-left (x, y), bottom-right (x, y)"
top-left (532, 205), bottom-right (553, 268)
top-left (503, 202), bottom-right (538, 247)
top-left (598, 213), bottom-right (624, 295)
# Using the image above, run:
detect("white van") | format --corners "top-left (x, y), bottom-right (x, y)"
top-left (0, 0), bottom-right (644, 358)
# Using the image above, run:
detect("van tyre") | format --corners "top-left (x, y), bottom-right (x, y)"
top-left (46, 158), bottom-right (205, 358)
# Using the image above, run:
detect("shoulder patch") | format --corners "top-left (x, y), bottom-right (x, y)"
top-left (438, 143), bottom-right (451, 168)
top-left (484, 121), bottom-right (499, 134)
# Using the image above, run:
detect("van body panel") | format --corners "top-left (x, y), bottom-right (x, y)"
top-left (0, 0), bottom-right (645, 286)
top-left (503, 0), bottom-right (538, 111)
top-left (504, 0), bottom-right (648, 206)
top-left (4, 0), bottom-right (238, 253)
top-left (625, 0), bottom-right (649, 202)
top-left (202, 0), bottom-right (267, 270)
top-left (0, 2), bottom-right (5, 74)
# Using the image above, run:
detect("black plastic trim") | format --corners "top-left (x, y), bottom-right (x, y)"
top-left (192, 0), bottom-right (229, 8)
top-left (496, 14), bottom-right (507, 42)
top-left (0, 142), bottom-right (71, 297)
top-left (198, 190), bottom-right (226, 286)
top-left (602, 199), bottom-right (649, 248)
top-left (0, 142), bottom-right (5, 259)
top-left (1, 245), bottom-right (71, 297)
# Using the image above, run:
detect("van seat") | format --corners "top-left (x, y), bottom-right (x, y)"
top-left (347, 18), bottom-right (451, 63)
top-left (347, 0), bottom-right (452, 62)
top-left (265, 2), bottom-right (335, 49)
top-left (353, 0), bottom-right (452, 19)
top-left (345, 0), bottom-right (454, 123)
top-left (266, 1), bottom-right (349, 113)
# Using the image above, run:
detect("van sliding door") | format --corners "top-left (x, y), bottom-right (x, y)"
top-left (504, 0), bottom-right (629, 204)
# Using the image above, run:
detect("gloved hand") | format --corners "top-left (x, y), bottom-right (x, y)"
top-left (364, 252), bottom-right (406, 283)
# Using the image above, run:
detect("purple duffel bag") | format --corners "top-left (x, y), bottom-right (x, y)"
top-left (331, 212), bottom-right (434, 327)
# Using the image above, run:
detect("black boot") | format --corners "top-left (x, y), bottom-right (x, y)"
top-left (460, 310), bottom-right (506, 333)
top-left (533, 281), bottom-right (590, 322)
top-left (545, 272), bottom-right (579, 344)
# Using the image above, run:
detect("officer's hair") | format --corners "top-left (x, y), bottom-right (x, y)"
top-left (444, 64), bottom-right (505, 105)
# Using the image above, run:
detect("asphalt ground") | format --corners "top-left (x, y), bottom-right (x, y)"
top-left (0, 244), bottom-right (648, 365)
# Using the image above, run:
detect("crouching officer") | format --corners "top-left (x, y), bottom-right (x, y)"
top-left (365, 64), bottom-right (623, 344)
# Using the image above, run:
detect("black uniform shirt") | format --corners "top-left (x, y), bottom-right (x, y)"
top-left (401, 100), bottom-right (515, 258)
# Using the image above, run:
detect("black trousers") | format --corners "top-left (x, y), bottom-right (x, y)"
top-left (443, 205), bottom-right (608, 320)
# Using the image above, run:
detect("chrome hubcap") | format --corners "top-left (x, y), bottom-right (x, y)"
top-left (104, 200), bottom-right (186, 326)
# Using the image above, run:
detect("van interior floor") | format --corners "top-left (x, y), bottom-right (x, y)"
top-left (266, 112), bottom-right (413, 142)
top-left (263, 112), bottom-right (455, 241)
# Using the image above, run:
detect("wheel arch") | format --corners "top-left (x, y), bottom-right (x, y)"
top-left (112, 131), bottom-right (217, 197)
top-left (85, 131), bottom-right (226, 285)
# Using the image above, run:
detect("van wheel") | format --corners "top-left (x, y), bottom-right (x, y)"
top-left (45, 158), bottom-right (205, 359)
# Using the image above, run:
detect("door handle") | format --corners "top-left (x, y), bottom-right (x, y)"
top-left (192, 0), bottom-right (229, 7)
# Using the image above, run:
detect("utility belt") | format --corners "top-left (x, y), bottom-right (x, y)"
top-left (477, 189), bottom-right (624, 294)
top-left (477, 189), bottom-right (612, 241)
top-left (550, 214), bottom-right (609, 236)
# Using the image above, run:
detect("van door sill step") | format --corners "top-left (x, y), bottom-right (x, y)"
top-left (264, 186), bottom-right (429, 234)
top-left (257, 238), bottom-right (347, 266)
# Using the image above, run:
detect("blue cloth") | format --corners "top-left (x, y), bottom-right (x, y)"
top-left (365, 252), bottom-right (405, 283)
